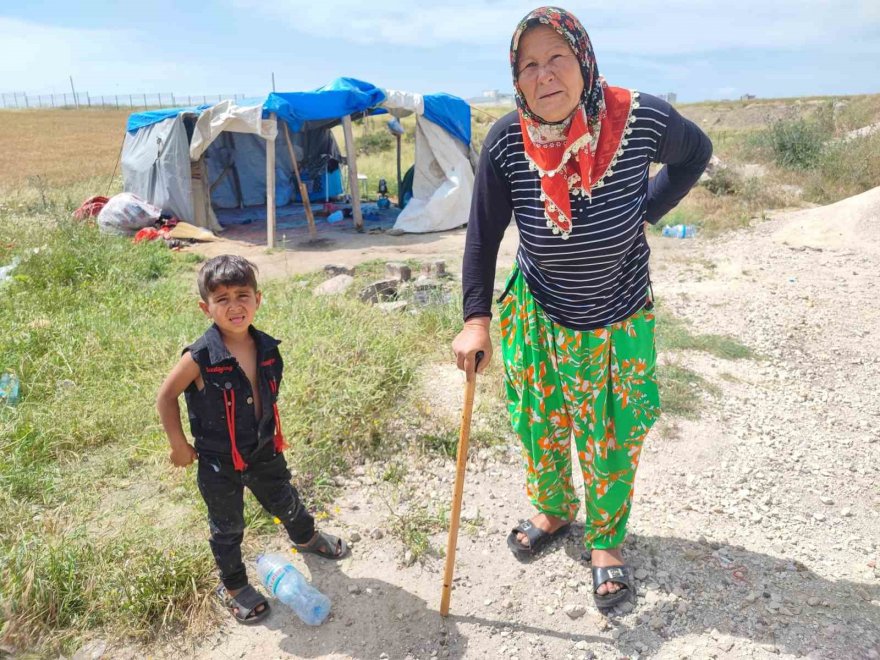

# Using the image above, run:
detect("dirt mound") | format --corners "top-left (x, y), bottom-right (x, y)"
top-left (772, 185), bottom-right (880, 252)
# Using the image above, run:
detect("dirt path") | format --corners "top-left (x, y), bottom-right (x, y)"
top-left (145, 208), bottom-right (879, 660)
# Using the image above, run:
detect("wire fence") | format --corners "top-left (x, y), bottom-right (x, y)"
top-left (0, 91), bottom-right (255, 110)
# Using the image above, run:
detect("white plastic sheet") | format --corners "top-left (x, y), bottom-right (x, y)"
top-left (96, 193), bottom-right (162, 235)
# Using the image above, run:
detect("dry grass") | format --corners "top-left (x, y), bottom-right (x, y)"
top-left (0, 109), bottom-right (130, 193)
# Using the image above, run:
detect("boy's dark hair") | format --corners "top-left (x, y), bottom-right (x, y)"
top-left (198, 255), bottom-right (259, 301)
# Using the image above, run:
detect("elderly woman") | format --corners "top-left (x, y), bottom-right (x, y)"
top-left (452, 6), bottom-right (712, 609)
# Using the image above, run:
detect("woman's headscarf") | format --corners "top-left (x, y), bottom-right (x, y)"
top-left (511, 6), bottom-right (632, 239)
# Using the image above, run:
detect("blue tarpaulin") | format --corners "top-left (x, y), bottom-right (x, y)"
top-left (424, 93), bottom-right (471, 146)
top-left (126, 105), bottom-right (210, 133)
top-left (126, 78), bottom-right (469, 147)
top-left (264, 77), bottom-right (387, 132)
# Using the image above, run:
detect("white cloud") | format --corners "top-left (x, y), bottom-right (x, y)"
top-left (232, 0), bottom-right (880, 55)
top-left (0, 17), bottom-right (205, 94)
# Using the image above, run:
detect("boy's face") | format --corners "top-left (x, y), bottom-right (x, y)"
top-left (199, 284), bottom-right (261, 335)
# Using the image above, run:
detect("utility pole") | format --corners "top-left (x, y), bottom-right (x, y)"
top-left (272, 72), bottom-right (276, 92)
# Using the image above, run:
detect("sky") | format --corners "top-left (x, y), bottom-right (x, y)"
top-left (1, 1), bottom-right (879, 104)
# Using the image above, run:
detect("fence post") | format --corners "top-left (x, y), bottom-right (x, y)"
top-left (143, 93), bottom-right (147, 109)
top-left (115, 95), bottom-right (119, 109)
top-left (12, 91), bottom-right (17, 108)
top-left (87, 92), bottom-right (91, 107)
top-left (51, 93), bottom-right (55, 108)
top-left (170, 93), bottom-right (175, 106)
top-left (23, 93), bottom-right (29, 108)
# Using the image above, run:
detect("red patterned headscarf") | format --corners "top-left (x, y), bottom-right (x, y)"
top-left (511, 7), bottom-right (629, 240)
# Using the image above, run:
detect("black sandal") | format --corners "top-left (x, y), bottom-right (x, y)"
top-left (506, 519), bottom-right (571, 560)
top-left (293, 531), bottom-right (349, 560)
top-left (591, 565), bottom-right (633, 609)
top-left (216, 584), bottom-right (270, 625)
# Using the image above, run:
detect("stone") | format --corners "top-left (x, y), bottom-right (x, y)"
top-left (360, 279), bottom-right (399, 303)
top-left (820, 496), bottom-right (834, 505)
top-left (349, 532), bottom-right (361, 543)
top-left (403, 550), bottom-right (416, 566)
top-left (314, 274), bottom-right (354, 296)
top-left (841, 507), bottom-right (853, 517)
top-left (807, 596), bottom-right (820, 607)
top-left (370, 528), bottom-right (385, 540)
top-left (385, 262), bottom-right (412, 282)
top-left (324, 264), bottom-right (354, 277)
top-left (433, 260), bottom-right (448, 277)
top-left (634, 568), bottom-right (649, 580)
top-left (348, 585), bottom-right (361, 595)
top-left (377, 301), bottom-right (408, 313)
top-left (73, 640), bottom-right (107, 660)
top-left (565, 605), bottom-right (586, 619)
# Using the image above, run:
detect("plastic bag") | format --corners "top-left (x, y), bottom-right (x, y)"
top-left (96, 193), bottom-right (162, 236)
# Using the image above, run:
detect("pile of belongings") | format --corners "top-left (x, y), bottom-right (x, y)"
top-left (73, 192), bottom-right (217, 248)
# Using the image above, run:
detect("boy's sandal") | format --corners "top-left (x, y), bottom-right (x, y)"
top-left (591, 565), bottom-right (633, 609)
top-left (293, 531), bottom-right (349, 560)
top-left (216, 584), bottom-right (270, 625)
top-left (506, 519), bottom-right (571, 560)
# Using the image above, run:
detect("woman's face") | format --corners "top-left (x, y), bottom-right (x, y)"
top-left (516, 24), bottom-right (584, 123)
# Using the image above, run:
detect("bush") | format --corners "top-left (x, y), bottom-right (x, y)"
top-left (764, 118), bottom-right (827, 169)
top-left (357, 131), bottom-right (394, 156)
top-left (805, 131), bottom-right (880, 202)
top-left (703, 166), bottom-right (741, 196)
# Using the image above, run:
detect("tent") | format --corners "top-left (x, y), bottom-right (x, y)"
top-left (121, 78), bottom-right (476, 246)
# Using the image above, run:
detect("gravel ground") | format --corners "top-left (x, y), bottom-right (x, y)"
top-left (113, 208), bottom-right (879, 660)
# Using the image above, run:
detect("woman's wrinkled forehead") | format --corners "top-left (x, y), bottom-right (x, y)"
top-left (514, 23), bottom-right (574, 66)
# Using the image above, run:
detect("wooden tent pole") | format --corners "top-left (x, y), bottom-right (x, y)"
top-left (341, 114), bottom-right (363, 230)
top-left (198, 155), bottom-right (211, 230)
top-left (396, 133), bottom-right (402, 209)
top-left (266, 113), bottom-right (277, 248)
top-left (281, 121), bottom-right (317, 239)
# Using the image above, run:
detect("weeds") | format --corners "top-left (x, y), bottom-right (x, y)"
top-left (389, 504), bottom-right (448, 561)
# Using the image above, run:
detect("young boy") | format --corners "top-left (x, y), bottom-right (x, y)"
top-left (157, 254), bottom-right (348, 625)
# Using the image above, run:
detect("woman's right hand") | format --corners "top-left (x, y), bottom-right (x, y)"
top-left (452, 317), bottom-right (493, 375)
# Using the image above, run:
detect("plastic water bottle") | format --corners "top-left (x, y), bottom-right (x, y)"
top-left (661, 224), bottom-right (697, 238)
top-left (0, 373), bottom-right (20, 406)
top-left (255, 553), bottom-right (331, 625)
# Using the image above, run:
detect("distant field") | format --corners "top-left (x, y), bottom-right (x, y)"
top-left (0, 108), bottom-right (130, 192)
top-left (2, 92), bottom-right (878, 220)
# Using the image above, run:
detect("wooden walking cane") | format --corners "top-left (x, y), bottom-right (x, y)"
top-left (440, 350), bottom-right (484, 617)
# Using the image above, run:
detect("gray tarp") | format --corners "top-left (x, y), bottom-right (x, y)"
top-left (121, 116), bottom-right (194, 224)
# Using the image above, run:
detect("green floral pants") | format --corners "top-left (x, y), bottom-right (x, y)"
top-left (499, 268), bottom-right (660, 550)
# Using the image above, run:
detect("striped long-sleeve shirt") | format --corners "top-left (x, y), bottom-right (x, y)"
top-left (462, 92), bottom-right (712, 331)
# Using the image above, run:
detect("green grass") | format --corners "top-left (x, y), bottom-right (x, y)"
top-left (657, 363), bottom-right (718, 420)
top-left (655, 303), bottom-right (754, 360)
top-left (0, 209), bottom-right (461, 653)
top-left (653, 300), bottom-right (752, 419)
top-left (388, 503), bottom-right (448, 561)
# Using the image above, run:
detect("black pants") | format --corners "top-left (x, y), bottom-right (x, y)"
top-left (197, 450), bottom-right (315, 591)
